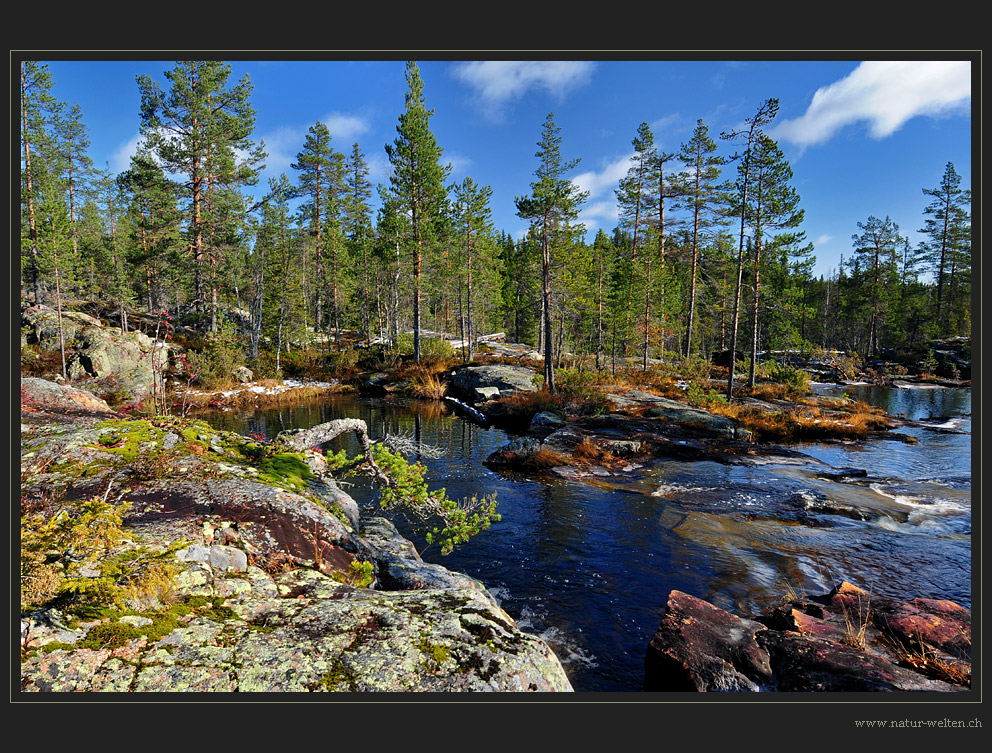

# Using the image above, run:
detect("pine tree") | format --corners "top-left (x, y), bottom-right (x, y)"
top-left (515, 112), bottom-right (588, 393)
top-left (137, 61), bottom-right (265, 330)
top-left (384, 61), bottom-right (451, 364)
top-left (672, 119), bottom-right (726, 360)
top-left (850, 215), bottom-right (902, 359)
top-left (741, 132), bottom-right (805, 387)
top-left (920, 161), bottom-right (971, 335)
top-left (721, 98), bottom-right (778, 397)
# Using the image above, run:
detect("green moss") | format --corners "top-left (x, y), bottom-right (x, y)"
top-left (317, 660), bottom-right (357, 691)
top-left (257, 452), bottom-right (314, 492)
top-left (90, 419), bottom-right (164, 462)
top-left (417, 638), bottom-right (451, 668)
top-left (39, 641), bottom-right (78, 654)
top-left (75, 620), bottom-right (142, 650)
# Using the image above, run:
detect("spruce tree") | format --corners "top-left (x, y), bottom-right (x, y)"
top-left (451, 176), bottom-right (495, 360)
top-left (920, 161), bottom-right (971, 335)
top-left (20, 61), bottom-right (60, 304)
top-left (850, 215), bottom-right (902, 359)
top-left (343, 143), bottom-right (374, 343)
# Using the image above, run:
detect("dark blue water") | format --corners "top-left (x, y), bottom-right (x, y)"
top-left (202, 385), bottom-right (973, 693)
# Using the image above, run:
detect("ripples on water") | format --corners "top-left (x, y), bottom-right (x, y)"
top-left (202, 385), bottom-right (972, 692)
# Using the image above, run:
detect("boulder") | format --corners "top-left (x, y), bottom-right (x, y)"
top-left (232, 365), bottom-right (254, 384)
top-left (23, 304), bottom-right (172, 407)
top-left (606, 389), bottom-right (740, 439)
top-left (529, 410), bottom-right (566, 435)
top-left (644, 590), bottom-right (774, 691)
top-left (449, 365), bottom-right (540, 402)
top-left (21, 377), bottom-right (117, 418)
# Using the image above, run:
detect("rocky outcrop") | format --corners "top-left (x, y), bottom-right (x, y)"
top-left (645, 583), bottom-right (970, 692)
top-left (604, 388), bottom-right (743, 439)
top-left (19, 381), bottom-right (573, 693)
top-left (21, 376), bottom-right (119, 420)
top-left (485, 411), bottom-right (799, 475)
top-left (448, 365), bottom-right (540, 403)
top-left (23, 305), bottom-right (173, 407)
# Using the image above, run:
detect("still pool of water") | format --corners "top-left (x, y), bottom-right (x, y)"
top-left (201, 385), bottom-right (973, 692)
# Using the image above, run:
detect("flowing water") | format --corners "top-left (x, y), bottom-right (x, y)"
top-left (202, 384), bottom-right (973, 693)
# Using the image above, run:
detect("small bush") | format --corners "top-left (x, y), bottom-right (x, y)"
top-left (765, 361), bottom-right (812, 396)
top-left (185, 329), bottom-right (245, 389)
top-left (277, 348), bottom-right (326, 379)
top-left (325, 348), bottom-right (361, 377)
top-left (394, 334), bottom-right (454, 361)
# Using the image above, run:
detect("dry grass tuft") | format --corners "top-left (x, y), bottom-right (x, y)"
top-left (408, 367), bottom-right (448, 400)
top-left (893, 633), bottom-right (971, 686)
top-left (572, 438), bottom-right (613, 463)
top-left (840, 593), bottom-right (872, 650)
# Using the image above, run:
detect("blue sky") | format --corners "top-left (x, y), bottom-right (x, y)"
top-left (38, 56), bottom-right (974, 280)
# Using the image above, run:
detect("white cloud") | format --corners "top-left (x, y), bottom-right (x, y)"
top-left (111, 133), bottom-right (143, 174)
top-left (444, 151), bottom-right (473, 179)
top-left (258, 113), bottom-right (371, 177)
top-left (573, 154), bottom-right (634, 200)
top-left (815, 234), bottom-right (833, 246)
top-left (773, 61), bottom-right (971, 149)
top-left (450, 61), bottom-right (595, 119)
top-left (257, 125), bottom-right (302, 176)
top-left (578, 200), bottom-right (619, 228)
top-left (366, 153), bottom-right (392, 186)
top-left (322, 112), bottom-right (370, 144)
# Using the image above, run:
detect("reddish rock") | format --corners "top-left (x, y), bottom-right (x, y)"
top-left (876, 598), bottom-right (971, 659)
top-left (646, 585), bottom-right (971, 692)
top-left (21, 377), bottom-right (118, 418)
top-left (644, 590), bottom-right (773, 691)
top-left (760, 632), bottom-right (964, 692)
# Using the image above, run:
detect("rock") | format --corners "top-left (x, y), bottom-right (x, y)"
top-left (645, 585), bottom-right (971, 692)
top-left (601, 440), bottom-right (642, 456)
top-left (23, 304), bottom-right (173, 406)
top-left (449, 365), bottom-right (540, 403)
top-left (175, 544), bottom-right (249, 573)
top-left (529, 410), bottom-right (565, 435)
top-left (20, 377), bottom-right (118, 418)
top-left (760, 632), bottom-right (962, 691)
top-left (644, 590), bottom-right (774, 691)
top-left (232, 365), bottom-right (254, 384)
top-left (484, 437), bottom-right (546, 468)
top-left (475, 386), bottom-right (502, 401)
top-left (19, 404), bottom-right (573, 693)
top-left (360, 517), bottom-right (496, 598)
top-left (606, 389), bottom-right (739, 438)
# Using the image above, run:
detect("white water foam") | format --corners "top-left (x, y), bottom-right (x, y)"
top-left (514, 607), bottom-right (599, 669)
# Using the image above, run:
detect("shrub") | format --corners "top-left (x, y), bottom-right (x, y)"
top-left (765, 361), bottom-right (812, 396)
top-left (185, 328), bottom-right (245, 388)
top-left (325, 348), bottom-right (361, 379)
top-left (394, 334), bottom-right (454, 361)
top-left (277, 347), bottom-right (326, 379)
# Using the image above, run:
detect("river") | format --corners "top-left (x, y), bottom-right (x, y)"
top-left (201, 383), bottom-right (972, 693)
